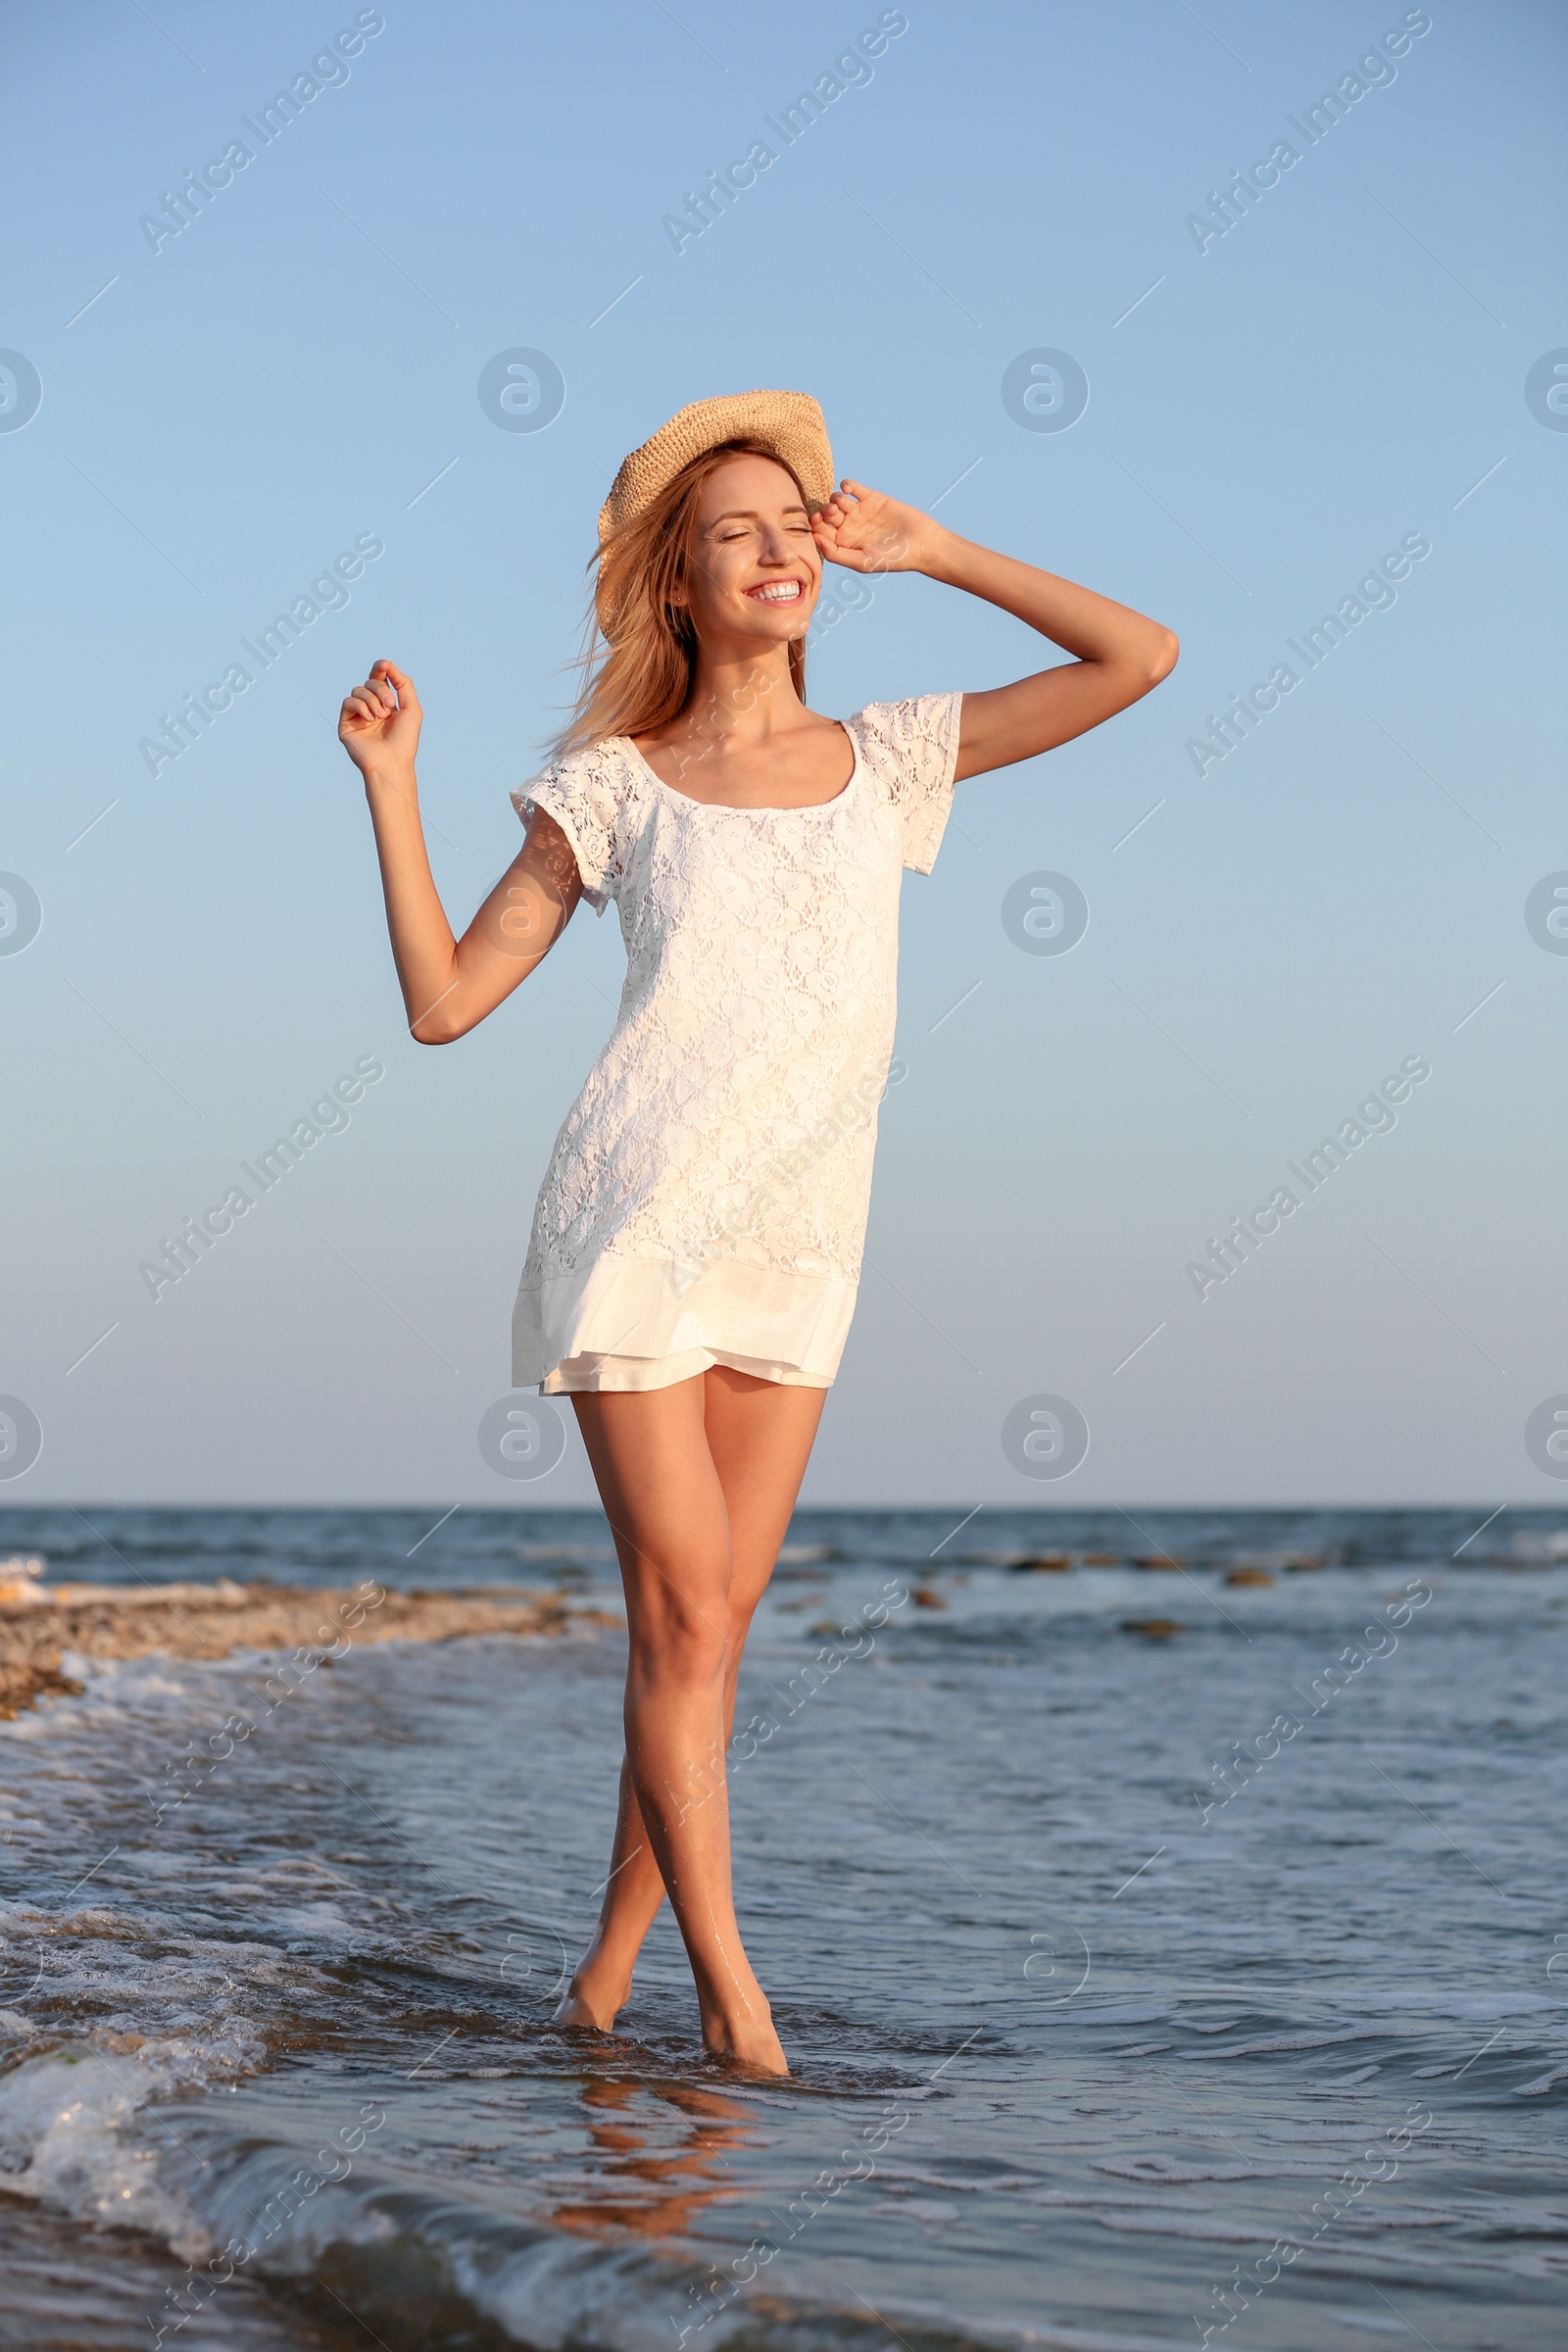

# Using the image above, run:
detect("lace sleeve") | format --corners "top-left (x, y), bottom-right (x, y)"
top-left (511, 744), bottom-right (626, 915)
top-left (846, 693), bottom-right (964, 873)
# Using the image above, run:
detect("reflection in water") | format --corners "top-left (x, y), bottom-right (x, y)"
top-left (544, 2073), bottom-right (757, 2241)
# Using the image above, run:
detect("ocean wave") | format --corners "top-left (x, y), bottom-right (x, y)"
top-left (0, 2060), bottom-right (1211, 2352)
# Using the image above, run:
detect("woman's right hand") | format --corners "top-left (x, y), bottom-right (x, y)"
top-left (338, 659), bottom-right (422, 778)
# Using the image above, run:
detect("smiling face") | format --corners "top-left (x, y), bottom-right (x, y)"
top-left (675, 452), bottom-right (821, 651)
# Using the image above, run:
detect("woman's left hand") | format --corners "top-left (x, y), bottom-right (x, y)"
top-left (810, 479), bottom-right (944, 576)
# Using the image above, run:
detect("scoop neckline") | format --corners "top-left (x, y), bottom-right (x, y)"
top-left (617, 719), bottom-right (860, 814)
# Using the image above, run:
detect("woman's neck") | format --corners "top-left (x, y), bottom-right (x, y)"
top-left (671, 643), bottom-right (808, 749)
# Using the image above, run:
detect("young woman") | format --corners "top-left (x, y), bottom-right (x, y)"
top-left (338, 390), bottom-right (1176, 2077)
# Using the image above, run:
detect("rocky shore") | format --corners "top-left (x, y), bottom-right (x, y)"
top-left (0, 1577), bottom-right (613, 1719)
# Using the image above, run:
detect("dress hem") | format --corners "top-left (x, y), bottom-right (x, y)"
top-left (513, 1253), bottom-right (858, 1392)
top-left (541, 1347), bottom-right (834, 1395)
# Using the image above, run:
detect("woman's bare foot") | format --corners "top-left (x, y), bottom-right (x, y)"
top-left (704, 2030), bottom-right (789, 2076)
top-left (700, 1992), bottom-right (789, 2076)
top-left (553, 1950), bottom-right (632, 2031)
top-left (554, 1990), bottom-right (615, 2030)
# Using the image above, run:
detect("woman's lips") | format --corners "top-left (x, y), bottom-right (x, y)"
top-left (746, 579), bottom-right (804, 603)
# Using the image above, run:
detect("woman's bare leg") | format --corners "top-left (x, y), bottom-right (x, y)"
top-left (558, 1368), bottom-right (825, 2061)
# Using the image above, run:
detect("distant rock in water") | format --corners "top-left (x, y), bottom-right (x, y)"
top-left (1120, 1617), bottom-right (1188, 1640)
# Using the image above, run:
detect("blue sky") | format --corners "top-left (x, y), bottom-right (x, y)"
top-left (2, 0), bottom-right (1564, 1508)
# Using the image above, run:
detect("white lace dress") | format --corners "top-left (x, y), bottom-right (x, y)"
top-left (510, 692), bottom-right (963, 1393)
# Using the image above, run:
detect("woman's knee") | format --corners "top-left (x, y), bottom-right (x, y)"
top-left (630, 1583), bottom-right (732, 1687)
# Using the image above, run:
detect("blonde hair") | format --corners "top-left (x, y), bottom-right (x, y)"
top-left (553, 438), bottom-right (811, 760)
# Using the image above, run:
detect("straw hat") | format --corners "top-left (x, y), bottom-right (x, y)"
top-left (597, 390), bottom-right (834, 544)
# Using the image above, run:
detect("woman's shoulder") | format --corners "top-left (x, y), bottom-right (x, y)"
top-left (532, 731), bottom-right (640, 782)
top-left (513, 733), bottom-right (640, 811)
top-left (841, 695), bottom-right (963, 875)
top-left (842, 692), bottom-right (963, 776)
top-left (511, 736), bottom-right (646, 909)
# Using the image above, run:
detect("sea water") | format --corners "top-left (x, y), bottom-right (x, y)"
top-left (0, 1505), bottom-right (1563, 2351)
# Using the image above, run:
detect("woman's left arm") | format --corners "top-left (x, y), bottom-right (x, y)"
top-left (811, 480), bottom-right (1178, 781)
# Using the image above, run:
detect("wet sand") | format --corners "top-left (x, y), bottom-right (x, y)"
top-left (0, 1578), bottom-right (613, 1718)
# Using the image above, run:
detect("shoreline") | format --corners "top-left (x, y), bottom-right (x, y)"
top-left (0, 1579), bottom-right (615, 1720)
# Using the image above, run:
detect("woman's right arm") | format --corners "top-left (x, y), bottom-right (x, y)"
top-left (339, 660), bottom-right (583, 1045)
